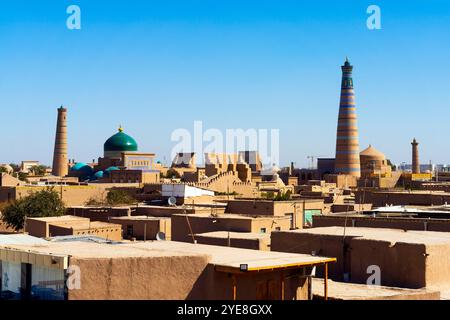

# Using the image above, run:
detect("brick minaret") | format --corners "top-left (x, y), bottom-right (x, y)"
top-left (334, 58), bottom-right (361, 177)
top-left (411, 138), bottom-right (420, 174)
top-left (52, 106), bottom-right (68, 177)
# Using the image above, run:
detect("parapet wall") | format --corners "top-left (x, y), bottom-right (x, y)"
top-left (271, 227), bottom-right (450, 289)
top-left (313, 215), bottom-right (450, 232)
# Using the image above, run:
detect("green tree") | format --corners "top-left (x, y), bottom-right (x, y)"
top-left (16, 172), bottom-right (29, 181)
top-left (1, 188), bottom-right (65, 231)
top-left (0, 167), bottom-right (8, 173)
top-left (164, 168), bottom-right (181, 179)
top-left (106, 189), bottom-right (136, 206)
top-left (274, 190), bottom-right (292, 201)
top-left (9, 163), bottom-right (20, 172)
top-left (29, 165), bottom-right (48, 176)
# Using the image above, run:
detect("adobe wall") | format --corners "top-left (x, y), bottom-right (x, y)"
top-left (349, 238), bottom-right (428, 288)
top-left (25, 219), bottom-right (49, 238)
top-left (194, 235), bottom-right (269, 251)
top-left (272, 228), bottom-right (450, 289)
top-left (225, 200), bottom-right (308, 229)
top-left (68, 255), bottom-right (210, 300)
top-left (68, 254), bottom-right (310, 300)
top-left (349, 238), bottom-right (450, 289)
top-left (250, 218), bottom-right (291, 233)
top-left (0, 187), bottom-right (16, 203)
top-left (171, 215), bottom-right (253, 242)
top-left (271, 231), bottom-right (352, 280)
top-left (424, 243), bottom-right (450, 288)
top-left (67, 207), bottom-right (131, 222)
top-left (355, 190), bottom-right (450, 207)
top-left (187, 264), bottom-right (310, 300)
top-left (3, 185), bottom-right (140, 207)
top-left (172, 214), bottom-right (290, 243)
top-left (313, 215), bottom-right (450, 232)
top-left (109, 218), bottom-right (171, 240)
top-left (226, 200), bottom-right (276, 216)
top-left (136, 206), bottom-right (216, 217)
top-left (48, 224), bottom-right (123, 241)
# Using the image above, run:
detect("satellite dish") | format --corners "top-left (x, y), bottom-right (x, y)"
top-left (168, 196), bottom-right (177, 206)
top-left (156, 232), bottom-right (166, 241)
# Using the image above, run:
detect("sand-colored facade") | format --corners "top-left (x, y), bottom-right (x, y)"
top-left (109, 216), bottom-right (171, 240)
top-left (313, 214), bottom-right (450, 232)
top-left (271, 227), bottom-right (450, 290)
top-left (25, 215), bottom-right (122, 241)
top-left (0, 240), bottom-right (335, 300)
top-left (194, 231), bottom-right (271, 251)
top-left (171, 213), bottom-right (292, 243)
top-left (355, 190), bottom-right (450, 207)
top-left (0, 184), bottom-right (141, 206)
top-left (225, 199), bottom-right (324, 229)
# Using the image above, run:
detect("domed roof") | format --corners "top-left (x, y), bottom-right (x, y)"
top-left (93, 171), bottom-right (104, 179)
top-left (105, 166), bottom-right (119, 173)
top-left (71, 162), bottom-right (88, 171)
top-left (360, 145), bottom-right (385, 160)
top-left (71, 163), bottom-right (93, 179)
top-left (104, 127), bottom-right (138, 153)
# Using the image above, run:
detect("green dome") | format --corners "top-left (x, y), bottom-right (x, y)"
top-left (104, 127), bottom-right (138, 152)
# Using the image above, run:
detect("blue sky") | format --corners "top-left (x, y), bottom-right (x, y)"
top-left (1, 0), bottom-right (449, 167)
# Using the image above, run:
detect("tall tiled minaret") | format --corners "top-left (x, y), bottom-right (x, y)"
top-left (52, 106), bottom-right (68, 177)
top-left (334, 58), bottom-right (361, 177)
top-left (411, 138), bottom-right (420, 174)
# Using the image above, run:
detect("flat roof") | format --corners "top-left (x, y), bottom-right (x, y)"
top-left (276, 226), bottom-right (450, 245)
top-left (0, 234), bottom-right (48, 245)
top-left (26, 215), bottom-right (88, 222)
top-left (195, 231), bottom-right (270, 240)
top-left (1, 240), bottom-right (335, 273)
top-left (109, 216), bottom-right (170, 221)
top-left (173, 213), bottom-right (291, 221)
top-left (370, 190), bottom-right (450, 196)
top-left (121, 241), bottom-right (335, 273)
top-left (51, 221), bottom-right (121, 230)
top-left (228, 198), bottom-right (323, 203)
top-left (312, 278), bottom-right (440, 300)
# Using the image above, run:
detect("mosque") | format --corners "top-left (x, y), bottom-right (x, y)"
top-left (68, 126), bottom-right (159, 184)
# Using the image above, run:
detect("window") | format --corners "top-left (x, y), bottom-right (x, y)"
top-left (260, 228), bottom-right (267, 234)
top-left (126, 225), bottom-right (133, 237)
top-left (275, 227), bottom-right (281, 231)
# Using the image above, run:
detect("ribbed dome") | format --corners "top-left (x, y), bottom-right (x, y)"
top-left (360, 145), bottom-right (385, 160)
top-left (104, 127), bottom-right (138, 153)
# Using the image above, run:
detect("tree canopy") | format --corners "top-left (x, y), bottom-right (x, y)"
top-left (29, 165), bottom-right (48, 176)
top-left (106, 189), bottom-right (137, 206)
top-left (1, 188), bottom-right (65, 231)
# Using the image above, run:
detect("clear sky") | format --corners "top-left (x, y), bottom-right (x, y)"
top-left (1, 0), bottom-right (449, 168)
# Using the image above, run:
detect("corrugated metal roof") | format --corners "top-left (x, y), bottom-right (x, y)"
top-left (0, 234), bottom-right (48, 245)
top-left (49, 235), bottom-right (123, 244)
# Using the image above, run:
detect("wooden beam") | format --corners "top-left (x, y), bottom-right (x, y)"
top-left (232, 274), bottom-right (237, 301)
top-left (324, 263), bottom-right (329, 301)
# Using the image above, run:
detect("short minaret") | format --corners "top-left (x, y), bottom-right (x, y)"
top-left (334, 58), bottom-right (361, 177)
top-left (411, 138), bottom-right (420, 174)
top-left (52, 106), bottom-right (68, 177)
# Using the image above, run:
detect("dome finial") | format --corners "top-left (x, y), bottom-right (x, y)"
top-left (118, 125), bottom-right (123, 132)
